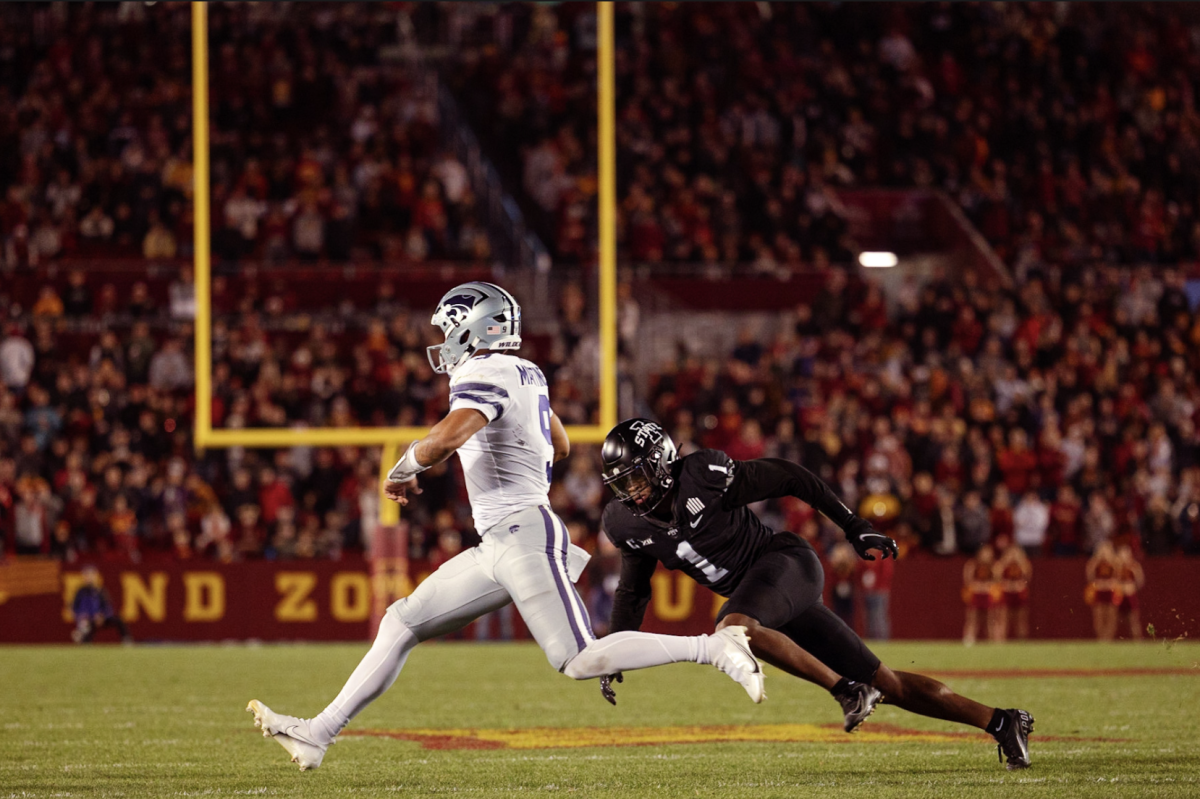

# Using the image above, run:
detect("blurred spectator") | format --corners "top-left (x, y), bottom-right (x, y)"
top-left (1083, 492), bottom-right (1117, 554)
top-left (858, 553), bottom-right (893, 641)
top-left (196, 504), bottom-right (233, 562)
top-left (108, 494), bottom-right (140, 562)
top-left (12, 476), bottom-right (54, 555)
top-left (234, 504), bottom-right (266, 559)
top-left (588, 530), bottom-right (622, 637)
top-left (1012, 491), bottom-right (1050, 558)
top-left (70, 565), bottom-right (132, 644)
top-left (1141, 496), bottom-right (1180, 556)
top-left (956, 490), bottom-right (991, 554)
top-left (148, 339), bottom-right (192, 392)
top-left (828, 541), bottom-right (857, 630)
top-left (31, 287), bottom-right (64, 318)
top-left (0, 325), bottom-right (34, 391)
top-left (562, 449), bottom-right (603, 523)
top-left (1048, 486), bottom-right (1083, 556)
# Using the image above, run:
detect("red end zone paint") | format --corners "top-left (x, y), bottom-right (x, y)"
top-left (342, 722), bottom-right (1128, 751)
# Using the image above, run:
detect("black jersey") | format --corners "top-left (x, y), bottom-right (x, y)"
top-left (604, 452), bottom-right (863, 634)
top-left (601, 449), bottom-right (777, 597)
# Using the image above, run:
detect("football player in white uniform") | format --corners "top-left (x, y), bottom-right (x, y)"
top-left (248, 282), bottom-right (764, 771)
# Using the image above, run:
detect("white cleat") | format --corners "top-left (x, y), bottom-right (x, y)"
top-left (246, 699), bottom-right (329, 771)
top-left (709, 625), bottom-right (766, 703)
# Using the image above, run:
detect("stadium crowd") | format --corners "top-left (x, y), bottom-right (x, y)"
top-left (0, 266), bottom-right (608, 564)
top-left (1, 2), bottom-right (1198, 602)
top-left (4, 260), bottom-right (1198, 567)
top-left (0, 2), bottom-right (490, 271)
top-left (643, 265), bottom-right (1200, 561)
top-left (439, 3), bottom-right (1200, 273)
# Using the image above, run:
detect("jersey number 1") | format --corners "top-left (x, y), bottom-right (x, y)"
top-left (538, 394), bottom-right (553, 483)
top-left (675, 540), bottom-right (729, 583)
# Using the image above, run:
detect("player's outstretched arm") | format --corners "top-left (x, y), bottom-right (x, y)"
top-left (609, 548), bottom-right (657, 634)
top-left (723, 457), bottom-right (898, 560)
top-left (384, 408), bottom-right (489, 505)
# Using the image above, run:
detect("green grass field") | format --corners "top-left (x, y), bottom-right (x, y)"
top-left (2, 640), bottom-right (1198, 798)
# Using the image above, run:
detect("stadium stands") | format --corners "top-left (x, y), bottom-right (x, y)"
top-left (438, 3), bottom-right (1200, 273)
top-left (1, 2), bottom-right (1198, 586)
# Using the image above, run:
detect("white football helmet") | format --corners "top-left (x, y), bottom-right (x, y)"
top-left (426, 282), bottom-right (522, 374)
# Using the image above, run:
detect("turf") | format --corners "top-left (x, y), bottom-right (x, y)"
top-left (2, 640), bottom-right (1197, 798)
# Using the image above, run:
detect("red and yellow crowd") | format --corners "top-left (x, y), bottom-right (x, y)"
top-left (0, 3), bottom-right (489, 270)
top-left (1, 2), bottom-right (1198, 649)
top-left (439, 3), bottom-right (1200, 271)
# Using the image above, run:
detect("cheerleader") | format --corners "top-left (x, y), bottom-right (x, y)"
top-left (962, 544), bottom-right (1000, 645)
top-left (994, 542), bottom-right (1033, 641)
top-left (1115, 544), bottom-right (1146, 640)
top-left (1085, 541), bottom-right (1120, 640)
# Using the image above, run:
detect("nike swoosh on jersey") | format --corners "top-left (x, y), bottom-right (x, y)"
top-left (690, 516), bottom-right (703, 528)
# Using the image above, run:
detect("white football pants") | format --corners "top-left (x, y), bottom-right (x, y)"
top-left (309, 504), bottom-right (718, 743)
top-left (389, 503), bottom-right (596, 668)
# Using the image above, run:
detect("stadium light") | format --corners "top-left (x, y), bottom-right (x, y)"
top-left (858, 252), bottom-right (899, 268)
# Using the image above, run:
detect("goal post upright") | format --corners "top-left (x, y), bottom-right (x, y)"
top-left (191, 1), bottom-right (212, 451)
top-left (597, 0), bottom-right (618, 434)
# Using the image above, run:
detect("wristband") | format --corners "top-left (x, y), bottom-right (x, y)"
top-left (387, 441), bottom-right (428, 483)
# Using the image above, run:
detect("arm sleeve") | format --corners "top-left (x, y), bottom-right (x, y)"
top-left (722, 458), bottom-right (856, 529)
top-left (448, 369), bottom-right (512, 423)
top-left (608, 548), bottom-right (658, 634)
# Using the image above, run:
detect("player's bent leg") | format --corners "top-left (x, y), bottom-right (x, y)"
top-left (713, 536), bottom-right (870, 717)
top-left (871, 664), bottom-right (1034, 768)
top-left (499, 506), bottom-right (764, 702)
top-left (871, 664), bottom-right (993, 727)
top-left (731, 608), bottom-right (880, 733)
top-left (717, 612), bottom-right (840, 691)
top-left (561, 627), bottom-right (765, 703)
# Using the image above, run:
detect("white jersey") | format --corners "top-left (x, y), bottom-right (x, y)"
top-left (448, 353), bottom-right (555, 533)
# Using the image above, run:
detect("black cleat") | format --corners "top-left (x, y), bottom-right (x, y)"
top-left (834, 681), bottom-right (882, 733)
top-left (993, 708), bottom-right (1034, 770)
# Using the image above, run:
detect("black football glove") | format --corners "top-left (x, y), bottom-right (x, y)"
top-left (600, 672), bottom-right (623, 705)
top-left (844, 517), bottom-right (898, 561)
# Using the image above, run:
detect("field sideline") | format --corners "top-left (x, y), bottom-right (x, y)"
top-left (2, 640), bottom-right (1197, 798)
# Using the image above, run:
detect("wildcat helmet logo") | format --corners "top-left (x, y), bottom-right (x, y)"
top-left (441, 293), bottom-right (480, 325)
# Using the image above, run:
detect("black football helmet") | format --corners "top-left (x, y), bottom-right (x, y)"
top-left (601, 418), bottom-right (678, 516)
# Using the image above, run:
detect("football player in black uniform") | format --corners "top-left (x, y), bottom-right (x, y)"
top-left (598, 419), bottom-right (1034, 770)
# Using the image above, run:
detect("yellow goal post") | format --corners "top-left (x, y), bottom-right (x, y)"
top-left (189, 2), bottom-right (619, 519)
